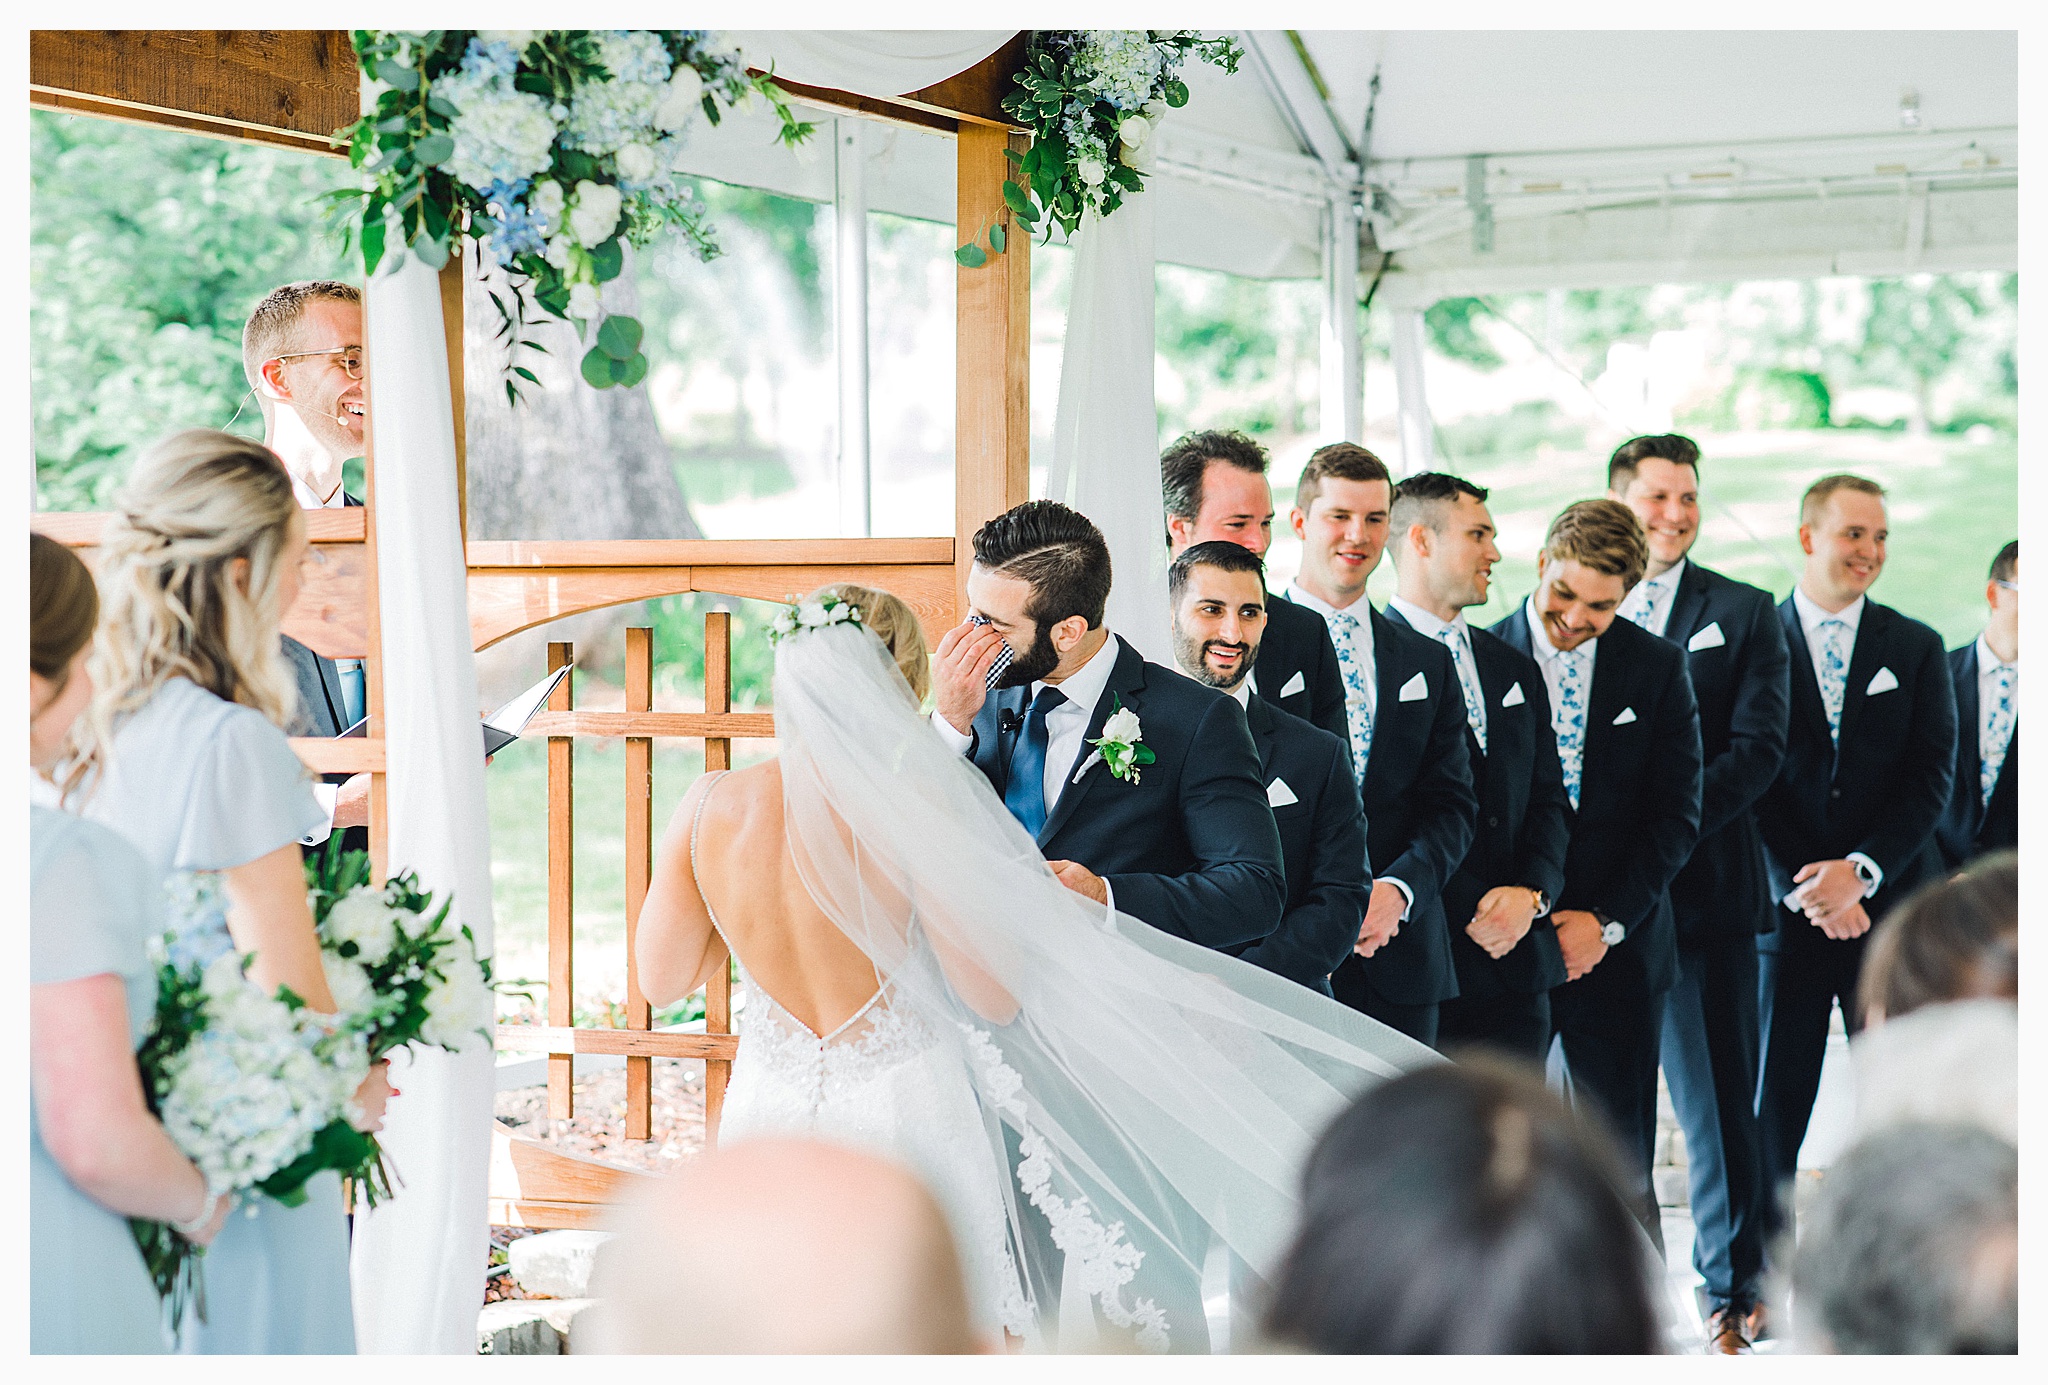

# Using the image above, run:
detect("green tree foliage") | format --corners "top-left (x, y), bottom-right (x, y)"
top-left (1856, 275), bottom-right (1987, 432)
top-left (1422, 297), bottom-right (1502, 369)
top-left (31, 111), bottom-right (356, 509)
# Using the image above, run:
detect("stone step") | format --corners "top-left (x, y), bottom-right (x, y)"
top-left (509, 1229), bottom-right (614, 1300)
top-left (478, 1302), bottom-right (561, 1355)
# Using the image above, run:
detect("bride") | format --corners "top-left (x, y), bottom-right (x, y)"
top-left (636, 584), bottom-right (1436, 1352)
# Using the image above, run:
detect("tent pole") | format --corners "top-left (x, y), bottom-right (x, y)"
top-left (1390, 307), bottom-right (1434, 475)
top-left (1319, 194), bottom-right (1363, 442)
top-left (834, 118), bottom-right (872, 538)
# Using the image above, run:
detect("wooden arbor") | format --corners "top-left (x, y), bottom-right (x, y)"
top-left (31, 31), bottom-right (1036, 1224)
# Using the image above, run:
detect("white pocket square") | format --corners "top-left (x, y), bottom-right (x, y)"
top-left (1501, 682), bottom-right (1526, 708)
top-left (1278, 670), bottom-right (1306, 698)
top-left (1612, 707), bottom-right (1638, 726)
top-left (1398, 672), bottom-right (1428, 702)
top-left (1266, 777), bottom-right (1299, 808)
top-left (1687, 622), bottom-right (1726, 652)
top-left (1866, 667), bottom-right (1899, 696)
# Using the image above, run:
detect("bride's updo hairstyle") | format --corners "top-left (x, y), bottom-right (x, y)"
top-left (800, 583), bottom-right (931, 704)
top-left (90, 428), bottom-right (303, 733)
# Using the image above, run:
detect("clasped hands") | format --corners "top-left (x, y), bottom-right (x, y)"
top-left (1353, 880), bottom-right (1406, 958)
top-left (1790, 858), bottom-right (1872, 940)
top-left (1465, 885), bottom-right (1540, 960)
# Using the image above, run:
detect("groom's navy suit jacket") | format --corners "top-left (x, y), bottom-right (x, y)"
top-left (1383, 610), bottom-right (1572, 1001)
top-left (1491, 608), bottom-right (1702, 996)
top-left (1223, 693), bottom-right (1371, 996)
top-left (1934, 639), bottom-right (2018, 869)
top-left (1252, 592), bottom-right (1349, 742)
top-left (964, 635), bottom-right (1286, 950)
top-left (1331, 609), bottom-right (1479, 1009)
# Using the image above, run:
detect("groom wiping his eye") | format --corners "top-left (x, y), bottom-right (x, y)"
top-left (931, 501), bottom-right (1286, 953)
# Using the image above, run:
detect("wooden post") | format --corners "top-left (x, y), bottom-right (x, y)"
top-left (361, 292), bottom-right (388, 884)
top-left (954, 123), bottom-right (1032, 619)
top-left (701, 610), bottom-right (734, 1147)
top-left (546, 641), bottom-right (576, 1120)
top-left (439, 256), bottom-right (468, 540)
top-left (622, 626), bottom-right (654, 1142)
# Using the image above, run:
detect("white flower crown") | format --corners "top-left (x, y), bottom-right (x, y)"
top-left (768, 595), bottom-right (865, 645)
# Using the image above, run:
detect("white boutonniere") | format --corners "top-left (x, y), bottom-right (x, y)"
top-left (1082, 697), bottom-right (1155, 786)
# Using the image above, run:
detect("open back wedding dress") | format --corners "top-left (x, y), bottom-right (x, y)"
top-left (707, 619), bottom-right (1439, 1351)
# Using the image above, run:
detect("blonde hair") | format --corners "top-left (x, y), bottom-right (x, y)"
top-left (89, 429), bottom-right (305, 743)
top-left (1801, 473), bottom-right (1886, 527)
top-left (1541, 499), bottom-right (1649, 590)
top-left (805, 584), bottom-right (931, 704)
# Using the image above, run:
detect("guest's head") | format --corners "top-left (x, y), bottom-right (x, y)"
top-left (1860, 853), bottom-right (2016, 1026)
top-left (1264, 1057), bottom-right (1660, 1354)
top-left (800, 583), bottom-right (931, 705)
top-left (1983, 539), bottom-right (2017, 652)
top-left (243, 280), bottom-right (366, 481)
top-left (1289, 443), bottom-right (1392, 609)
top-left (1606, 434), bottom-right (1701, 575)
top-left (591, 1137), bottom-right (982, 1353)
top-left (89, 429), bottom-right (306, 733)
top-left (1791, 1123), bottom-right (2017, 1354)
top-left (30, 533), bottom-right (100, 775)
top-left (1389, 472), bottom-right (1500, 620)
top-left (968, 500), bottom-right (1113, 687)
top-left (1161, 429), bottom-right (1275, 558)
top-left (1169, 541), bottom-right (1267, 692)
top-left (1532, 500), bottom-right (1647, 653)
top-left (1798, 474), bottom-right (1887, 607)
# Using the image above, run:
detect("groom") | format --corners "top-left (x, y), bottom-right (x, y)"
top-left (932, 500), bottom-right (1285, 952)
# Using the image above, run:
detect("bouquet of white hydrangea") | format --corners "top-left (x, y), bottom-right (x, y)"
top-left (303, 841), bottom-right (497, 1203)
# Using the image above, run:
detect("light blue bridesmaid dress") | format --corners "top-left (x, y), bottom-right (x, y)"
top-left (85, 676), bottom-right (356, 1354)
top-left (30, 805), bottom-right (174, 1354)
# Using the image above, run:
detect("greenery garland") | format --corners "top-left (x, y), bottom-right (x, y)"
top-left (333, 30), bottom-right (813, 401)
top-left (957, 30), bottom-right (1242, 267)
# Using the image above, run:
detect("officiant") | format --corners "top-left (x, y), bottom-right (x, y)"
top-left (242, 280), bottom-right (370, 852)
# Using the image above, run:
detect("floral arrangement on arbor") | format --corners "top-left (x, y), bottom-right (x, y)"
top-left (957, 30), bottom-right (1242, 267)
top-left (336, 30), bottom-right (813, 398)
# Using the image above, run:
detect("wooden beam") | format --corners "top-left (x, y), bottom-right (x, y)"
top-left (954, 123), bottom-right (1033, 619)
top-left (525, 711), bottom-right (776, 741)
top-left (464, 537), bottom-right (950, 567)
top-left (441, 258), bottom-right (468, 538)
top-left (288, 737), bottom-right (386, 774)
top-left (754, 34), bottom-right (1026, 133)
top-left (30, 31), bottom-right (357, 153)
top-left (545, 642), bottom-right (576, 1120)
top-left (494, 1026), bottom-right (740, 1062)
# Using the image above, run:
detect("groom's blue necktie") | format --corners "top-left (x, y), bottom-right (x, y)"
top-left (1004, 686), bottom-right (1067, 837)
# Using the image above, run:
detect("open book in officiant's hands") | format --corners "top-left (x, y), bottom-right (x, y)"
top-left (337, 664), bottom-right (573, 761)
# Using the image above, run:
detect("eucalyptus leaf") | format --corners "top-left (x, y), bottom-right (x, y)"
top-left (1001, 179), bottom-right (1033, 216)
top-left (412, 235), bottom-right (449, 271)
top-left (988, 222), bottom-right (1006, 254)
top-left (955, 242), bottom-right (987, 268)
top-left (375, 60), bottom-right (420, 91)
top-left (596, 314), bottom-right (643, 359)
top-left (589, 237), bottom-right (624, 283)
top-left (580, 345), bottom-right (616, 388)
top-left (1166, 79), bottom-right (1190, 107)
top-left (414, 134), bottom-right (454, 167)
top-left (618, 353), bottom-right (650, 389)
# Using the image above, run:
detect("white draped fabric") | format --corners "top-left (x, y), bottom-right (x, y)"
top-left (725, 29), bottom-right (1017, 101)
top-left (1045, 195), bottom-right (1170, 664)
top-left (348, 255), bottom-right (498, 1354)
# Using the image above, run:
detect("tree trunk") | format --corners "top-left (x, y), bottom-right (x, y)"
top-left (461, 249), bottom-right (702, 542)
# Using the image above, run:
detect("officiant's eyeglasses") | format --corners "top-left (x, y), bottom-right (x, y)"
top-left (270, 346), bottom-right (365, 380)
top-left (1995, 579), bottom-right (2019, 592)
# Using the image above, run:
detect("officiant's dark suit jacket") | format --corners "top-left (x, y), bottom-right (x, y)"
top-left (1490, 609), bottom-right (1702, 997)
top-left (1252, 592), bottom-right (1349, 742)
top-left (963, 635), bottom-right (1286, 951)
top-left (1329, 610), bottom-right (1479, 1011)
top-left (1934, 639), bottom-right (2017, 868)
top-left (1384, 611), bottom-right (1571, 1001)
top-left (284, 492), bottom-right (367, 857)
top-left (1222, 693), bottom-right (1371, 996)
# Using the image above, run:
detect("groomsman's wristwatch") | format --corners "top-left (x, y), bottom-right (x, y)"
top-left (1593, 909), bottom-right (1625, 946)
top-left (1527, 887), bottom-right (1550, 918)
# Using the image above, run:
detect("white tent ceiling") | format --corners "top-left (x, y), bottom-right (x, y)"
top-left (679, 29), bottom-right (2017, 298)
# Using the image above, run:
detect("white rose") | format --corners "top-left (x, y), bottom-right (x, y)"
top-left (421, 949), bottom-right (495, 1053)
top-left (568, 282), bottom-right (602, 321)
top-left (796, 601), bottom-right (829, 627)
top-left (1076, 158), bottom-right (1107, 187)
top-left (1102, 707), bottom-right (1143, 744)
top-left (615, 142), bottom-right (657, 182)
top-left (654, 66), bottom-right (706, 132)
top-left (1118, 115), bottom-right (1151, 149)
top-left (568, 180), bottom-right (623, 248)
top-left (320, 954), bottom-right (377, 1024)
top-left (544, 235), bottom-right (573, 270)
top-left (324, 887), bottom-right (399, 966)
top-left (1118, 139), bottom-right (1155, 173)
top-left (1143, 99), bottom-right (1169, 123)
top-left (530, 179), bottom-right (565, 228)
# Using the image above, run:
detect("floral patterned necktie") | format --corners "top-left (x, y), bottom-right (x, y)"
top-left (1982, 662), bottom-right (2016, 805)
top-left (1552, 647), bottom-right (1589, 809)
top-left (1328, 609), bottom-right (1375, 786)
top-left (1817, 618), bottom-right (1852, 746)
top-left (1438, 624), bottom-right (1488, 754)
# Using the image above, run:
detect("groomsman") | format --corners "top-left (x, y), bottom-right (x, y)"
top-left (1608, 435), bottom-right (1788, 1351)
top-left (1288, 444), bottom-right (1478, 1046)
top-left (1490, 500), bottom-right (1702, 1236)
top-left (1934, 540), bottom-right (2018, 868)
top-left (244, 280), bottom-right (370, 850)
top-left (1160, 430), bottom-right (1347, 739)
top-left (932, 500), bottom-right (1286, 950)
top-left (1754, 475), bottom-right (1956, 1247)
top-left (1384, 473), bottom-right (1572, 1060)
top-left (1167, 541), bottom-right (1371, 996)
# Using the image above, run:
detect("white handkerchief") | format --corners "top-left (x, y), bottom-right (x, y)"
top-left (1866, 666), bottom-right (1899, 696)
top-left (1279, 670), bottom-right (1307, 698)
top-left (1501, 681), bottom-right (1526, 708)
top-left (1398, 671), bottom-right (1428, 702)
top-left (1266, 777), bottom-right (1299, 808)
top-left (1687, 621), bottom-right (1726, 652)
top-left (1612, 707), bottom-right (1638, 726)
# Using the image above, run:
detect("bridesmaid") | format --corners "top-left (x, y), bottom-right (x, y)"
top-left (31, 533), bottom-right (231, 1353)
top-left (77, 429), bottom-right (391, 1354)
